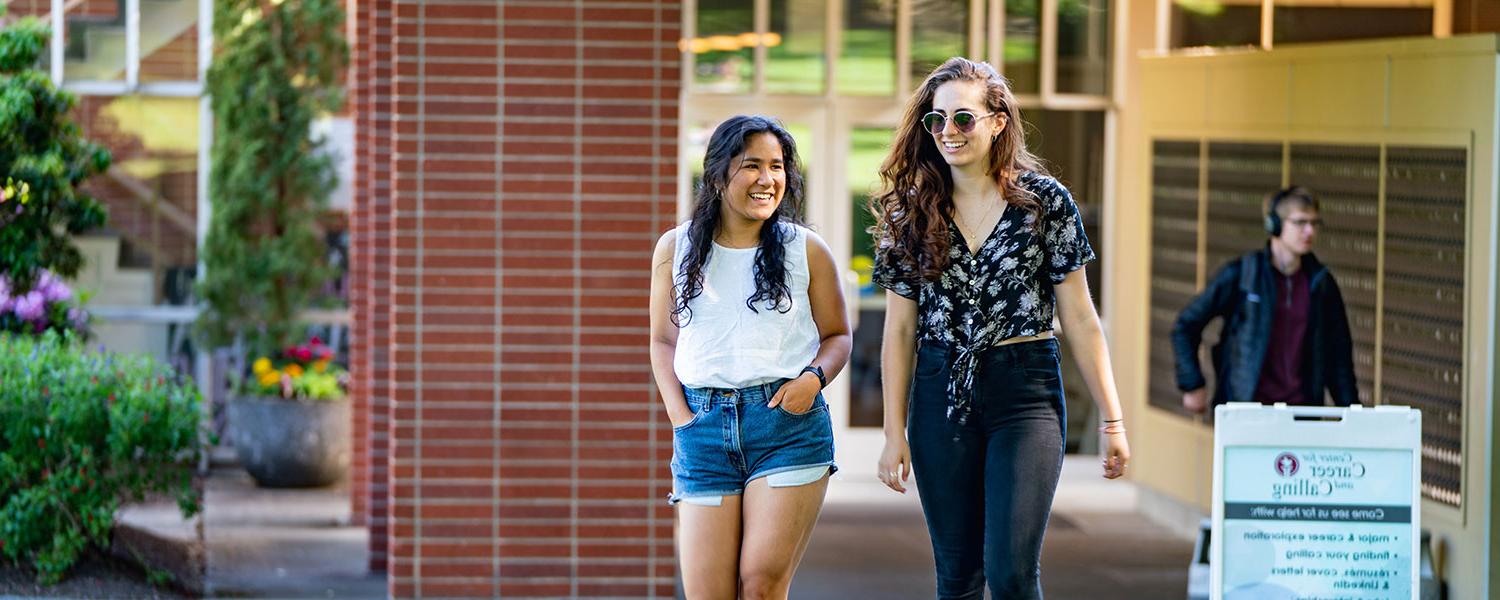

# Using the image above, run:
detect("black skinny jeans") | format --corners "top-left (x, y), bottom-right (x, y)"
top-left (908, 338), bottom-right (1067, 600)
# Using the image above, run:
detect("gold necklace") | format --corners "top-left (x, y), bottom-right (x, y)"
top-left (954, 196), bottom-right (1001, 250)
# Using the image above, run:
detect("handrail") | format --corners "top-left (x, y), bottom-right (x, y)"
top-left (88, 305), bottom-right (352, 326)
top-left (105, 169), bottom-right (198, 238)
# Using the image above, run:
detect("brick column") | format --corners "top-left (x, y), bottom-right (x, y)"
top-left (351, 0), bottom-right (394, 574)
top-left (354, 2), bottom-right (681, 596)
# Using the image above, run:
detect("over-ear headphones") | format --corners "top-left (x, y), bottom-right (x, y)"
top-left (1263, 186), bottom-right (1307, 237)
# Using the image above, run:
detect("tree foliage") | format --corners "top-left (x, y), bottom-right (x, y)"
top-left (0, 8), bottom-right (110, 295)
top-left (196, 0), bottom-right (347, 361)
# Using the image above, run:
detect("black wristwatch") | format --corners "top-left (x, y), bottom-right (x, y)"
top-left (800, 365), bottom-right (826, 389)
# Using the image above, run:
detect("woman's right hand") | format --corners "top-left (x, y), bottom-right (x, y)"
top-left (878, 436), bottom-right (912, 493)
top-left (667, 404), bottom-right (695, 429)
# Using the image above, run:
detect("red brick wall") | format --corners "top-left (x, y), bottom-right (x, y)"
top-left (352, 1), bottom-right (681, 597)
top-left (140, 26), bottom-right (198, 83)
top-left (350, 0), bottom-right (394, 573)
top-left (349, 0), bottom-right (371, 531)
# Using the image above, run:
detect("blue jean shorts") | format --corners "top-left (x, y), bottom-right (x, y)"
top-left (669, 378), bottom-right (838, 505)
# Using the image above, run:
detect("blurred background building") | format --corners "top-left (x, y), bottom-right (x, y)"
top-left (26, 0), bottom-right (1500, 596)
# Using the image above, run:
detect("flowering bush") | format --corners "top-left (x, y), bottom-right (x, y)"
top-left (0, 270), bottom-right (88, 337)
top-left (0, 11), bottom-right (111, 293)
top-left (245, 336), bottom-right (346, 401)
top-left (0, 331), bottom-right (203, 584)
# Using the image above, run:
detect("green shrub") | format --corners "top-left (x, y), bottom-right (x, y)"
top-left (0, 331), bottom-right (203, 584)
top-left (0, 9), bottom-right (111, 295)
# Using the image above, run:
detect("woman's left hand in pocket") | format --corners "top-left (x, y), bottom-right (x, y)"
top-left (768, 373), bottom-right (821, 414)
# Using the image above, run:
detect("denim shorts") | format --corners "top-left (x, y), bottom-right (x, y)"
top-left (668, 378), bottom-right (838, 504)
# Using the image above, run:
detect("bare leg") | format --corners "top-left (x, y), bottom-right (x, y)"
top-left (677, 497), bottom-right (743, 600)
top-left (736, 475), bottom-right (830, 600)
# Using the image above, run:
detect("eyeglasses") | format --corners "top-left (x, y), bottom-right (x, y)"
top-left (921, 110), bottom-right (999, 135)
top-left (1286, 217), bottom-right (1324, 229)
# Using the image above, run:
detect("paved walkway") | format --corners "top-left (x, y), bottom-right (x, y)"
top-left (197, 455), bottom-right (1192, 599)
top-left (795, 455), bottom-right (1195, 599)
top-left (204, 469), bottom-right (384, 598)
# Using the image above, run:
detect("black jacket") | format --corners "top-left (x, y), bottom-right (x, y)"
top-left (1171, 247), bottom-right (1358, 407)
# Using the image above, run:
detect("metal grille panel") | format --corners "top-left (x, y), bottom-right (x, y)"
top-left (1148, 140), bottom-right (1202, 414)
top-left (1289, 144), bottom-right (1380, 406)
top-left (1383, 146), bottom-right (1466, 508)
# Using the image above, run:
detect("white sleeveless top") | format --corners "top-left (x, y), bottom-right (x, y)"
top-left (671, 221), bottom-right (820, 389)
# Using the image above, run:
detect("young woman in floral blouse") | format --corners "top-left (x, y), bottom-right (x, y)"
top-left (870, 57), bottom-right (1130, 599)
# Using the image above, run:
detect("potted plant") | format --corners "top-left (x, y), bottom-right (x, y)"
top-left (225, 336), bottom-right (350, 487)
top-left (194, 0), bottom-right (349, 487)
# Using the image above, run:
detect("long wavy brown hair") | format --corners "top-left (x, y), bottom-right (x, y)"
top-left (870, 57), bottom-right (1047, 282)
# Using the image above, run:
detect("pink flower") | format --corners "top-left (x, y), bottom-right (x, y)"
top-left (309, 336), bottom-right (322, 346)
top-left (296, 347), bottom-right (313, 362)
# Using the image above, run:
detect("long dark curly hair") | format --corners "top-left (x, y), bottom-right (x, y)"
top-left (672, 115), bottom-right (805, 327)
top-left (870, 57), bottom-right (1048, 282)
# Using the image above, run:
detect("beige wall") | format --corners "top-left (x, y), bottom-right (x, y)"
top-left (1107, 34), bottom-right (1500, 598)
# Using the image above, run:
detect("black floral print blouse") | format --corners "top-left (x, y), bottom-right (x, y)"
top-left (872, 171), bottom-right (1095, 425)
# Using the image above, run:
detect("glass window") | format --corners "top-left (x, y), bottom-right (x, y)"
top-left (139, 3), bottom-right (201, 83)
top-left (911, 0), bottom-right (970, 86)
top-left (767, 0), bottom-right (827, 94)
top-left (1004, 0), bottom-right (1040, 94)
top-left (1273, 6), bottom-right (1431, 45)
top-left (839, 0), bottom-right (897, 96)
top-left (1171, 3), bottom-right (1260, 49)
top-left (847, 126), bottom-right (896, 428)
top-left (1024, 109), bottom-right (1105, 450)
top-left (848, 127), bottom-right (892, 303)
top-left (692, 0), bottom-right (755, 94)
top-left (63, 1), bottom-right (126, 82)
top-left (75, 96), bottom-right (201, 300)
top-left (1056, 0), bottom-right (1109, 96)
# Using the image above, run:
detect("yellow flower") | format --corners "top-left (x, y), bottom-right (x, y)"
top-left (253, 357), bottom-right (272, 375)
top-left (313, 359), bottom-right (329, 373)
top-left (285, 364), bottom-right (305, 378)
top-left (258, 370), bottom-right (280, 387)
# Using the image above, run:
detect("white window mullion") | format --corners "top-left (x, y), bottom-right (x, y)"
top-left (125, 0), bottom-right (140, 88)
top-left (1155, 0), bottom-right (1169, 52)
top-left (1260, 0), bottom-right (1273, 50)
top-left (754, 0), bottom-right (769, 95)
top-left (968, 0), bottom-right (984, 60)
top-left (1040, 0), bottom-right (1057, 103)
top-left (896, 0), bottom-right (911, 94)
top-left (50, 0), bottom-right (65, 83)
top-left (826, 0), bottom-right (841, 98)
top-left (199, 0), bottom-right (212, 81)
top-left (988, 0), bottom-right (1003, 69)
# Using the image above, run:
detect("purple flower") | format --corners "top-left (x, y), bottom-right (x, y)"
top-left (36, 272), bottom-right (71, 303)
top-left (69, 307), bottom-right (87, 329)
top-left (13, 291), bottom-right (45, 322)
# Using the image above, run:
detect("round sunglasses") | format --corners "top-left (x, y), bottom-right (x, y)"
top-left (921, 110), bottom-right (999, 135)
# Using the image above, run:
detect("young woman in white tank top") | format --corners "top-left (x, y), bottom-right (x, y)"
top-left (648, 116), bottom-right (851, 599)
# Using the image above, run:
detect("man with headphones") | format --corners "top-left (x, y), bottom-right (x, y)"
top-left (1170, 185), bottom-right (1359, 413)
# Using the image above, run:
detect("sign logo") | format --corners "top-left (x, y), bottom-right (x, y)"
top-left (1274, 452), bottom-right (1300, 477)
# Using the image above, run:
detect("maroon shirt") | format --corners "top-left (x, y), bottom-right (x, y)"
top-left (1255, 266), bottom-right (1311, 405)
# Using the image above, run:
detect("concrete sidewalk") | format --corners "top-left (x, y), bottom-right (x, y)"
top-left (203, 468), bottom-right (384, 598)
top-left (793, 455), bottom-right (1195, 599)
top-left (195, 454), bottom-right (1191, 599)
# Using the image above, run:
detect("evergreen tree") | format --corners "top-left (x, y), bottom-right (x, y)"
top-left (197, 0), bottom-right (347, 361)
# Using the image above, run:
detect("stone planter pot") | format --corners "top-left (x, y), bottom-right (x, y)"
top-left (227, 395), bottom-right (350, 487)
